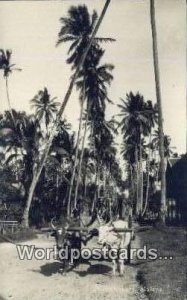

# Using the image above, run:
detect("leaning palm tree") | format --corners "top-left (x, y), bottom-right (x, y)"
top-left (21, 0), bottom-right (111, 227)
top-left (150, 0), bottom-right (166, 222)
top-left (0, 49), bottom-right (21, 126)
top-left (31, 87), bottom-right (59, 136)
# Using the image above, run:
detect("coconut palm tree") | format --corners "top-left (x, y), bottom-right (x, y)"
top-left (150, 0), bottom-right (166, 222)
top-left (121, 134), bottom-right (138, 212)
top-left (31, 88), bottom-right (59, 136)
top-left (118, 92), bottom-right (156, 214)
top-left (22, 0), bottom-right (111, 226)
top-left (57, 5), bottom-right (115, 68)
top-left (57, 4), bottom-right (114, 216)
top-left (0, 49), bottom-right (21, 126)
top-left (88, 112), bottom-right (117, 214)
top-left (118, 92), bottom-right (152, 215)
top-left (73, 49), bottom-right (114, 211)
top-left (49, 120), bottom-right (74, 207)
top-left (152, 130), bottom-right (173, 159)
top-left (2, 114), bottom-right (42, 208)
top-left (141, 101), bottom-right (158, 216)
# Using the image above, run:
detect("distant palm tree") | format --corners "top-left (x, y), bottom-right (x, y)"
top-left (2, 114), bottom-right (42, 207)
top-left (89, 112), bottom-right (117, 213)
top-left (80, 148), bottom-right (95, 200)
top-left (50, 119), bottom-right (73, 205)
top-left (118, 92), bottom-right (151, 214)
top-left (0, 49), bottom-right (21, 125)
top-left (152, 130), bottom-right (173, 158)
top-left (118, 92), bottom-right (156, 214)
top-left (31, 88), bottom-right (59, 135)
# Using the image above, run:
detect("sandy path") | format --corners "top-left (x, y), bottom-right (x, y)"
top-left (0, 234), bottom-right (147, 300)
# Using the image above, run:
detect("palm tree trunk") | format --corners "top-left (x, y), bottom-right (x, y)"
top-left (5, 77), bottom-right (16, 127)
top-left (150, 0), bottom-right (166, 223)
top-left (67, 96), bottom-right (85, 216)
top-left (142, 159), bottom-right (150, 217)
top-left (129, 164), bottom-right (134, 205)
top-left (45, 120), bottom-right (49, 139)
top-left (21, 166), bottom-right (38, 228)
top-left (91, 163), bottom-right (99, 213)
top-left (135, 146), bottom-right (139, 215)
top-left (56, 169), bottom-right (59, 204)
top-left (142, 135), bottom-right (151, 216)
top-left (73, 103), bottom-right (90, 210)
top-left (84, 173), bottom-right (87, 199)
top-left (21, 0), bottom-right (111, 227)
top-left (139, 139), bottom-right (143, 215)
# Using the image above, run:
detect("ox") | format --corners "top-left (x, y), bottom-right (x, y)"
top-left (50, 219), bottom-right (96, 271)
top-left (97, 219), bottom-right (132, 276)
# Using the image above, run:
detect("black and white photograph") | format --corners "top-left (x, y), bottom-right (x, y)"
top-left (0, 0), bottom-right (186, 299)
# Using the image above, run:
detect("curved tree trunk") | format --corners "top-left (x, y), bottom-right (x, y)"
top-left (21, 0), bottom-right (111, 227)
top-left (150, 0), bottom-right (166, 223)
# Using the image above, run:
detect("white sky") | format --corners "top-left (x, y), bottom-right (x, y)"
top-left (0, 0), bottom-right (186, 155)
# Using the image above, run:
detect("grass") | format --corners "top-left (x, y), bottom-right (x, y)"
top-left (137, 226), bottom-right (187, 300)
top-left (0, 227), bottom-right (37, 244)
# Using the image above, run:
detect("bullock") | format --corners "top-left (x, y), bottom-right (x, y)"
top-left (97, 219), bottom-right (132, 276)
top-left (50, 219), bottom-right (74, 271)
top-left (50, 218), bottom-right (96, 271)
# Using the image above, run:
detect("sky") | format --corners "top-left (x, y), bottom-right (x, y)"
top-left (0, 0), bottom-right (186, 155)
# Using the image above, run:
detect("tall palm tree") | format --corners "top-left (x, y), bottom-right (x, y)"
top-left (57, 5), bottom-right (115, 68)
top-left (22, 0), bottom-right (111, 227)
top-left (150, 0), bottom-right (166, 222)
top-left (57, 4), bottom-right (114, 216)
top-left (0, 49), bottom-right (21, 126)
top-left (141, 101), bottom-right (158, 216)
top-left (73, 49), bottom-right (114, 211)
top-left (31, 88), bottom-right (59, 136)
top-left (118, 92), bottom-right (151, 215)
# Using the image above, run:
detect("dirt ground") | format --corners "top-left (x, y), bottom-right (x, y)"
top-left (0, 233), bottom-right (147, 300)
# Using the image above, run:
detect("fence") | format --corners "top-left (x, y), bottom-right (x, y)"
top-left (0, 220), bottom-right (18, 234)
